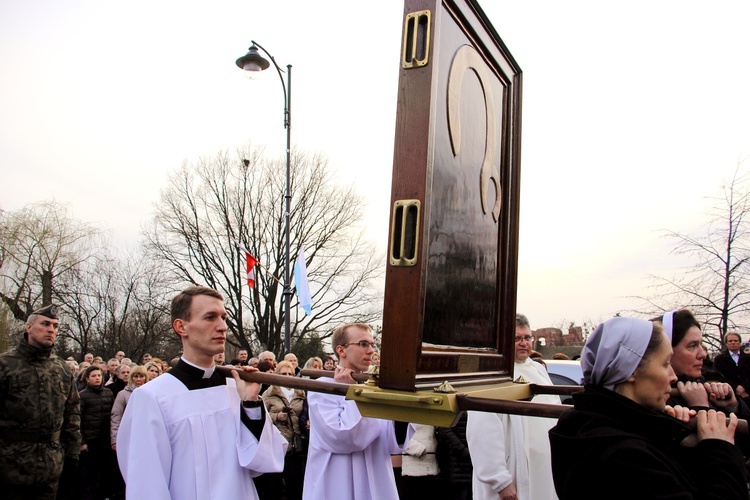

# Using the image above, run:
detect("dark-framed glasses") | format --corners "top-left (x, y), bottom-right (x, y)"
top-left (342, 340), bottom-right (375, 349)
top-left (514, 335), bottom-right (534, 342)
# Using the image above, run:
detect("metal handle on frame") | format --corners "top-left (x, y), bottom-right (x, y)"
top-left (389, 199), bottom-right (420, 266)
top-left (402, 10), bottom-right (431, 68)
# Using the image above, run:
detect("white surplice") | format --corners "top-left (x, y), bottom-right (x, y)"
top-left (116, 373), bottom-right (287, 500)
top-left (303, 377), bottom-right (408, 500)
top-left (467, 358), bottom-right (560, 500)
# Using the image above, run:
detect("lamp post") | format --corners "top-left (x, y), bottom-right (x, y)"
top-left (236, 41), bottom-right (292, 356)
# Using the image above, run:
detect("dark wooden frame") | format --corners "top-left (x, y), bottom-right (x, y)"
top-left (380, 0), bottom-right (522, 392)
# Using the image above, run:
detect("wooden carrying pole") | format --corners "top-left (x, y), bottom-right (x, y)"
top-left (456, 394), bottom-right (567, 419)
top-left (300, 368), bottom-right (369, 383)
top-left (216, 366), bottom-right (350, 397)
top-left (219, 366), bottom-right (570, 420)
top-left (219, 366), bottom-right (747, 434)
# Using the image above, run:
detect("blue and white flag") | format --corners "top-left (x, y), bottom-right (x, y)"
top-left (294, 247), bottom-right (312, 315)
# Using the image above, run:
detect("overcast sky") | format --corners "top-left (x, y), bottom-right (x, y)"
top-left (2, 1), bottom-right (749, 329)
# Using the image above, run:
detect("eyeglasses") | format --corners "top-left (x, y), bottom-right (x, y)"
top-left (341, 341), bottom-right (376, 349)
top-left (514, 335), bottom-right (534, 342)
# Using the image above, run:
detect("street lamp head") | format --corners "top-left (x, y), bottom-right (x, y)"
top-left (236, 44), bottom-right (270, 74)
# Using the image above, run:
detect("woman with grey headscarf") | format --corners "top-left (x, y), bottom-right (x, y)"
top-left (549, 317), bottom-right (745, 499)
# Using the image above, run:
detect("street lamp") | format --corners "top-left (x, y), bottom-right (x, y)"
top-left (236, 41), bottom-right (292, 355)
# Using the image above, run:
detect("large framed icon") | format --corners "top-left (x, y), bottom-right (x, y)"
top-left (380, 0), bottom-right (522, 392)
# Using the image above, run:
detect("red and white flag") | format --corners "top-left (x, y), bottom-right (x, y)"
top-left (246, 253), bottom-right (258, 288)
top-left (233, 238), bottom-right (258, 289)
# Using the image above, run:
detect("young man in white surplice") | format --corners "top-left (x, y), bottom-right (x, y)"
top-left (303, 323), bottom-right (412, 500)
top-left (116, 286), bottom-right (287, 500)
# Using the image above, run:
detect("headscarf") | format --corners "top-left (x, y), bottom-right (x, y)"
top-left (662, 310), bottom-right (676, 342)
top-left (582, 317), bottom-right (653, 390)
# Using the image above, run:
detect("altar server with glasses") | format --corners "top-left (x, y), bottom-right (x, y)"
top-left (303, 323), bottom-right (411, 500)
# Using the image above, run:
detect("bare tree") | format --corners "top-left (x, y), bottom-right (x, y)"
top-left (0, 201), bottom-right (103, 321)
top-left (0, 202), bottom-right (179, 359)
top-left (57, 249), bottom-right (176, 360)
top-left (635, 163), bottom-right (750, 350)
top-left (102, 253), bottom-right (177, 361)
top-left (145, 146), bottom-right (383, 357)
top-left (56, 257), bottom-right (106, 356)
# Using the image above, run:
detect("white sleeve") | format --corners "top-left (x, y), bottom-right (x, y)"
top-left (235, 396), bottom-right (288, 476)
top-left (384, 420), bottom-right (413, 456)
top-left (308, 390), bottom-right (385, 454)
top-left (116, 388), bottom-right (173, 500)
top-left (404, 424), bottom-right (429, 456)
top-left (467, 410), bottom-right (512, 493)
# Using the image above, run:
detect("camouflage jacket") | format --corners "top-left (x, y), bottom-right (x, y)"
top-left (0, 335), bottom-right (81, 485)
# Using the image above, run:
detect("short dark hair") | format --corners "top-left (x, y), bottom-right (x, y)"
top-left (171, 286), bottom-right (224, 323)
top-left (83, 364), bottom-right (102, 380)
top-left (257, 360), bottom-right (275, 372)
top-left (724, 331), bottom-right (742, 344)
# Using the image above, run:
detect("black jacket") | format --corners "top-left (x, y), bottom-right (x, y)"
top-left (79, 383), bottom-right (114, 444)
top-left (549, 385), bottom-right (747, 500)
top-left (714, 350), bottom-right (750, 392)
top-left (108, 377), bottom-right (126, 399)
top-left (436, 411), bottom-right (473, 485)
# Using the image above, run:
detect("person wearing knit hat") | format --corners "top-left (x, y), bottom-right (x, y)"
top-left (549, 316), bottom-right (745, 499)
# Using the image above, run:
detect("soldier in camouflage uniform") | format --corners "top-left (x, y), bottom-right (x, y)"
top-left (0, 304), bottom-right (82, 499)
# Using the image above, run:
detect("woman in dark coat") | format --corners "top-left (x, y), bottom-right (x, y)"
top-left (79, 365), bottom-right (116, 500)
top-left (549, 317), bottom-right (746, 500)
top-left (659, 309), bottom-right (749, 418)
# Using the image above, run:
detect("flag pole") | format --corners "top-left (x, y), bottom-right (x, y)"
top-left (233, 238), bottom-right (283, 285)
top-left (254, 260), bottom-right (282, 285)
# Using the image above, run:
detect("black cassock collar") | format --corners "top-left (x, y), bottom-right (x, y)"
top-left (167, 358), bottom-right (264, 438)
top-left (168, 359), bottom-right (227, 391)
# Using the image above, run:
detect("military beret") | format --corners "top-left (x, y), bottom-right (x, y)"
top-left (31, 304), bottom-right (58, 320)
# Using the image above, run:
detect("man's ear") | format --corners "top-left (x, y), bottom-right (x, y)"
top-left (335, 344), bottom-right (346, 360)
top-left (173, 318), bottom-right (188, 338)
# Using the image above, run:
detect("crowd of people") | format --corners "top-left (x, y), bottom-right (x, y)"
top-left (71, 350), bottom-right (348, 498)
top-left (2, 291), bottom-right (750, 500)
